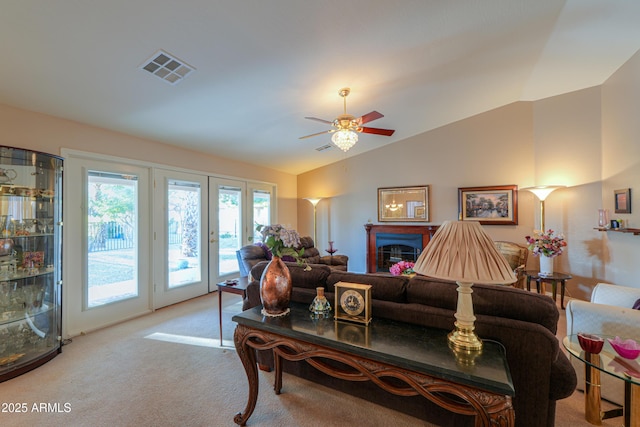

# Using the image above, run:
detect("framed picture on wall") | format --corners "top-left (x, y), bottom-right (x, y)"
top-left (614, 188), bottom-right (631, 214)
top-left (458, 185), bottom-right (518, 225)
top-left (378, 186), bottom-right (429, 222)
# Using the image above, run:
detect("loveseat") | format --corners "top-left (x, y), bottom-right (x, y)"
top-left (565, 282), bottom-right (640, 405)
top-left (236, 236), bottom-right (348, 278)
top-left (242, 261), bottom-right (576, 427)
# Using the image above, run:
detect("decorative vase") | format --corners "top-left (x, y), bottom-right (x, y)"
top-left (539, 255), bottom-right (554, 277)
top-left (260, 256), bottom-right (292, 317)
top-left (309, 286), bottom-right (331, 316)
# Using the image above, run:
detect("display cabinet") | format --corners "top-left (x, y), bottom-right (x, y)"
top-left (0, 146), bottom-right (62, 382)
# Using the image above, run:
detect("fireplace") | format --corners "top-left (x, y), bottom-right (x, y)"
top-left (376, 233), bottom-right (423, 272)
top-left (364, 224), bottom-right (439, 273)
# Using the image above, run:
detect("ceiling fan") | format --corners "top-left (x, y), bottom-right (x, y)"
top-left (299, 88), bottom-right (395, 152)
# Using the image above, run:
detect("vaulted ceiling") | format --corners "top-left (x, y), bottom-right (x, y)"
top-left (1, 1), bottom-right (639, 174)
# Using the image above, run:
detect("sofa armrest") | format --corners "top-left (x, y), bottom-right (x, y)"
top-left (548, 349), bottom-right (578, 401)
top-left (319, 254), bottom-right (348, 267)
top-left (565, 299), bottom-right (640, 337)
top-left (591, 282), bottom-right (640, 306)
top-left (242, 281), bottom-right (262, 311)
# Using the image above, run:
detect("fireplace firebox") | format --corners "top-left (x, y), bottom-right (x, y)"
top-left (365, 224), bottom-right (439, 273)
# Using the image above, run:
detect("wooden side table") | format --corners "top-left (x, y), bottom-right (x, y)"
top-left (524, 271), bottom-right (572, 309)
top-left (217, 277), bottom-right (249, 346)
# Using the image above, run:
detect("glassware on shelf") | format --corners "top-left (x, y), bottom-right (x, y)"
top-left (38, 218), bottom-right (54, 234)
top-left (0, 216), bottom-right (9, 237)
top-left (598, 209), bottom-right (609, 228)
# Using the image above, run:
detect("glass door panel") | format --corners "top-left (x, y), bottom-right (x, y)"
top-left (251, 190), bottom-right (271, 243)
top-left (154, 169), bottom-right (208, 308)
top-left (248, 183), bottom-right (274, 244)
top-left (87, 171), bottom-right (139, 308)
top-left (218, 185), bottom-right (242, 276)
top-left (167, 180), bottom-right (202, 288)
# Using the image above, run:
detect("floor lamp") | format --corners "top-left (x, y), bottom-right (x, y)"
top-left (304, 198), bottom-right (322, 245)
top-left (522, 186), bottom-right (564, 231)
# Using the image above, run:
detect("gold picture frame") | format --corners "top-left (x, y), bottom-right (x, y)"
top-left (458, 185), bottom-right (518, 226)
top-left (378, 186), bottom-right (429, 222)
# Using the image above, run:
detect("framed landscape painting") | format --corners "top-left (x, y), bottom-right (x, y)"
top-left (458, 185), bottom-right (518, 225)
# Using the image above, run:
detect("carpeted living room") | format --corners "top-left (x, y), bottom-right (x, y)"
top-left (2, 2), bottom-right (640, 427)
top-left (0, 290), bottom-right (629, 426)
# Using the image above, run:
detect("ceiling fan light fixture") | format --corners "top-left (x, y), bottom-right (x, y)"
top-left (331, 130), bottom-right (358, 152)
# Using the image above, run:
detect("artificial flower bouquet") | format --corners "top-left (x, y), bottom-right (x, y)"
top-left (256, 224), bottom-right (310, 269)
top-left (389, 260), bottom-right (415, 276)
top-left (525, 229), bottom-right (567, 257)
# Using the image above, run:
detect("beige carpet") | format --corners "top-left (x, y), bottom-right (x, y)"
top-left (0, 292), bottom-right (624, 426)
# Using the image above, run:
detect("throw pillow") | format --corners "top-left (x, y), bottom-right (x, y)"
top-left (633, 298), bottom-right (640, 310)
top-left (256, 242), bottom-right (272, 260)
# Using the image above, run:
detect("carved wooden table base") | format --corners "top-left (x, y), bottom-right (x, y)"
top-left (233, 324), bottom-right (514, 426)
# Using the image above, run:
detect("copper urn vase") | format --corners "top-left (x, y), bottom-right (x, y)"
top-left (260, 256), bottom-right (292, 316)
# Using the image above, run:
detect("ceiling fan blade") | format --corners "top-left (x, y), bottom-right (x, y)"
top-left (360, 127), bottom-right (395, 136)
top-left (299, 130), bottom-right (332, 139)
top-left (304, 116), bottom-right (333, 124)
top-left (358, 111), bottom-right (384, 124)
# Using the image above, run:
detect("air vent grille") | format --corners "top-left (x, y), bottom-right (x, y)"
top-left (141, 50), bottom-right (195, 85)
top-left (316, 144), bottom-right (333, 152)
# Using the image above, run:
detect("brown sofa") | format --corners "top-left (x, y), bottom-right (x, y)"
top-left (242, 261), bottom-right (576, 427)
top-left (235, 236), bottom-right (348, 278)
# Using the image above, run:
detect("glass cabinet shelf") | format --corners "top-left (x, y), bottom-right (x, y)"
top-left (0, 145), bottom-right (62, 382)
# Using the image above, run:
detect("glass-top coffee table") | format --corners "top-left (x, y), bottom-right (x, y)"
top-left (563, 334), bottom-right (640, 427)
top-left (232, 301), bottom-right (515, 426)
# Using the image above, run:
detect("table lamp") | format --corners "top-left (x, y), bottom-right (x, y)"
top-left (413, 221), bottom-right (516, 351)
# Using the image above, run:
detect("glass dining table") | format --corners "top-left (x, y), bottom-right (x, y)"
top-left (563, 334), bottom-right (640, 427)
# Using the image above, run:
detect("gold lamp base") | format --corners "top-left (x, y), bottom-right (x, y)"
top-left (448, 322), bottom-right (483, 352)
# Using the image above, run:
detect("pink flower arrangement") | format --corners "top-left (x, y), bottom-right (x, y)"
top-left (525, 229), bottom-right (567, 258)
top-left (389, 260), bottom-right (415, 276)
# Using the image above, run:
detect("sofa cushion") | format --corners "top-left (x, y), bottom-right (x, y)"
top-left (250, 261), bottom-right (332, 290)
top-left (407, 275), bottom-right (559, 333)
top-left (326, 271), bottom-right (408, 303)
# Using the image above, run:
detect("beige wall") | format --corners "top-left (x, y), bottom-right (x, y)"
top-left (299, 60), bottom-right (640, 298)
top-left (298, 101), bottom-right (538, 272)
top-left (601, 50), bottom-right (640, 287)
top-left (0, 104), bottom-right (299, 227)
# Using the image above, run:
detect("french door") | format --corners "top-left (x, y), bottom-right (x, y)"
top-left (64, 156), bottom-right (151, 337)
top-left (153, 169), bottom-right (208, 308)
top-left (64, 150), bottom-right (274, 337)
top-left (208, 178), bottom-right (274, 283)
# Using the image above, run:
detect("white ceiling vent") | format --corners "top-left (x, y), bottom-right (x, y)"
top-left (141, 50), bottom-right (195, 85)
top-left (315, 144), bottom-right (333, 152)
